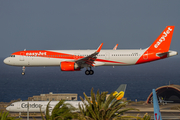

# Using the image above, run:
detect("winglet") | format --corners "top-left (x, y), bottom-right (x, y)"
top-left (113, 44), bottom-right (118, 50)
top-left (97, 43), bottom-right (103, 53)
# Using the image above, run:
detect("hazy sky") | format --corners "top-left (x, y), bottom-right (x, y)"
top-left (0, 1), bottom-right (180, 58)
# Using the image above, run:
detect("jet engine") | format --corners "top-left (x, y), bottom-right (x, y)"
top-left (60, 61), bottom-right (80, 71)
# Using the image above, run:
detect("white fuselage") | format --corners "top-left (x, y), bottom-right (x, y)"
top-left (6, 101), bottom-right (83, 113)
top-left (3, 49), bottom-right (177, 67)
top-left (3, 49), bottom-right (147, 67)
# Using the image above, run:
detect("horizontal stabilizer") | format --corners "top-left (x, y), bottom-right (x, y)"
top-left (157, 50), bottom-right (178, 57)
top-left (156, 52), bottom-right (168, 57)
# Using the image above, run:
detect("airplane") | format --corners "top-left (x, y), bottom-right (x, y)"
top-left (158, 96), bottom-right (173, 105)
top-left (153, 89), bottom-right (162, 120)
top-left (6, 84), bottom-right (127, 114)
top-left (3, 26), bottom-right (177, 75)
top-left (6, 101), bottom-right (83, 114)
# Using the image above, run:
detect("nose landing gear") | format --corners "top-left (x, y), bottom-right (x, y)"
top-left (22, 66), bottom-right (25, 75)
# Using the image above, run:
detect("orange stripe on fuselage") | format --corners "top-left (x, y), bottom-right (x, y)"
top-left (12, 50), bottom-right (126, 64)
top-left (96, 59), bottom-right (126, 64)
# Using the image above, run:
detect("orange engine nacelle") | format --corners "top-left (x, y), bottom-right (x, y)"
top-left (60, 61), bottom-right (80, 71)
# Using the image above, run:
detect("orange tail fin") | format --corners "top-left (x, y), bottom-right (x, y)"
top-left (148, 26), bottom-right (175, 52)
top-left (136, 26), bottom-right (175, 64)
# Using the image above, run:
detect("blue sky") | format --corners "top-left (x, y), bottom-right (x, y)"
top-left (0, 1), bottom-right (180, 57)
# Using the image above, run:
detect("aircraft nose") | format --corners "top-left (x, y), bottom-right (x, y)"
top-left (4, 58), bottom-right (8, 64)
top-left (6, 106), bottom-right (10, 111)
top-left (3, 58), bottom-right (10, 65)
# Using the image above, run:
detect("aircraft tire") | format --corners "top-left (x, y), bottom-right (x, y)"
top-left (89, 70), bottom-right (94, 75)
top-left (85, 70), bottom-right (90, 75)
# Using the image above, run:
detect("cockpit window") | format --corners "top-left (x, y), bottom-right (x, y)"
top-left (10, 104), bottom-right (14, 106)
top-left (10, 55), bottom-right (15, 57)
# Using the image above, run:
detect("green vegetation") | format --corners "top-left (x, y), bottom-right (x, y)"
top-left (40, 100), bottom-right (78, 120)
top-left (0, 111), bottom-right (21, 120)
top-left (78, 88), bottom-right (137, 120)
top-left (34, 88), bottom-right (153, 120)
top-left (135, 113), bottom-right (151, 120)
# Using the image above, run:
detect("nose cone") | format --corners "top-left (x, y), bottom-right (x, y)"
top-left (6, 106), bottom-right (10, 111)
top-left (3, 58), bottom-right (9, 65)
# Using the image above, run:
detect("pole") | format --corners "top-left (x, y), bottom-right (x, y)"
top-left (27, 102), bottom-right (29, 120)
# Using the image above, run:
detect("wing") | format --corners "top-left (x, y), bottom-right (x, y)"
top-left (75, 43), bottom-right (103, 67)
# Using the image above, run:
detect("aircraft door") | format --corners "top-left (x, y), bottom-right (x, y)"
top-left (20, 52), bottom-right (25, 61)
top-left (74, 53), bottom-right (80, 60)
top-left (17, 103), bottom-right (20, 109)
top-left (105, 53), bottom-right (110, 60)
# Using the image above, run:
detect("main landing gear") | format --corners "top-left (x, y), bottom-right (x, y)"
top-left (22, 66), bottom-right (25, 75)
top-left (85, 68), bottom-right (94, 75)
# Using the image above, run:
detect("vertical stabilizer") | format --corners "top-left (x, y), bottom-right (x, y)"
top-left (113, 84), bottom-right (127, 100)
top-left (148, 26), bottom-right (175, 53)
top-left (153, 89), bottom-right (162, 120)
top-left (136, 26), bottom-right (175, 64)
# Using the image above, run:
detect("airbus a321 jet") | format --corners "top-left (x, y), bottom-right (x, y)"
top-left (3, 26), bottom-right (177, 75)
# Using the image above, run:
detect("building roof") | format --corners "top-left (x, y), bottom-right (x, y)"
top-left (146, 84), bottom-right (180, 103)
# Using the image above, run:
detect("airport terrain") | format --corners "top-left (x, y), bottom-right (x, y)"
top-left (1, 101), bottom-right (180, 120)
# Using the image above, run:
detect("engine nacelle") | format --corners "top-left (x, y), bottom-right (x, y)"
top-left (60, 61), bottom-right (80, 71)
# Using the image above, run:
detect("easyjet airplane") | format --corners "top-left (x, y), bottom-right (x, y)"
top-left (3, 26), bottom-right (177, 75)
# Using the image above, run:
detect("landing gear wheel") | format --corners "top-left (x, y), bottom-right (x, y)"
top-left (89, 70), bottom-right (94, 75)
top-left (85, 70), bottom-right (90, 75)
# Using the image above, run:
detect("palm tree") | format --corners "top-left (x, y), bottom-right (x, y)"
top-left (40, 100), bottom-right (78, 120)
top-left (78, 88), bottom-right (137, 120)
top-left (135, 113), bottom-right (151, 120)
